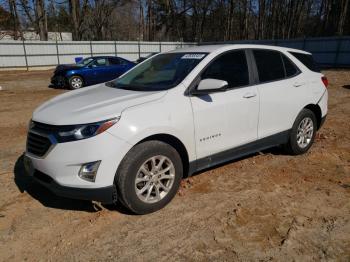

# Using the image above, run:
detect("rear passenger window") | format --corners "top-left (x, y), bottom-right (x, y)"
top-left (202, 50), bottom-right (249, 88)
top-left (253, 50), bottom-right (285, 83)
top-left (289, 52), bottom-right (320, 72)
top-left (282, 54), bottom-right (299, 77)
top-left (109, 58), bottom-right (120, 65)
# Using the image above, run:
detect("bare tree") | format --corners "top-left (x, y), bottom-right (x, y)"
top-left (338, 0), bottom-right (349, 35)
top-left (68, 0), bottom-right (88, 40)
top-left (17, 0), bottom-right (47, 40)
top-left (35, 0), bottom-right (47, 40)
top-left (2, 0), bottom-right (350, 41)
top-left (7, 0), bottom-right (21, 39)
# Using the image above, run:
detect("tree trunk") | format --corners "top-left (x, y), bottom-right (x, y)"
top-left (35, 0), bottom-right (48, 40)
top-left (338, 0), bottom-right (350, 35)
top-left (69, 0), bottom-right (80, 40)
top-left (139, 0), bottom-right (145, 41)
top-left (8, 0), bottom-right (21, 39)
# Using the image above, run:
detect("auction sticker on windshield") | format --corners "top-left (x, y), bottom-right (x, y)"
top-left (181, 54), bottom-right (206, 59)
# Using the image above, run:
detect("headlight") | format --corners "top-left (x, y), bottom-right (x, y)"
top-left (57, 117), bottom-right (120, 142)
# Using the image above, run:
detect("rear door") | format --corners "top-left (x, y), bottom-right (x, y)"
top-left (107, 57), bottom-right (125, 80)
top-left (190, 50), bottom-right (259, 160)
top-left (251, 49), bottom-right (303, 138)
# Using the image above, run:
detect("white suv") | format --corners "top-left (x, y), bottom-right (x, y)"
top-left (24, 45), bottom-right (328, 214)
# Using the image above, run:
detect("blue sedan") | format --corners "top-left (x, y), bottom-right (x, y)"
top-left (50, 56), bottom-right (135, 89)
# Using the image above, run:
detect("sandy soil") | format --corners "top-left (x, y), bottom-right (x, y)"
top-left (0, 69), bottom-right (349, 261)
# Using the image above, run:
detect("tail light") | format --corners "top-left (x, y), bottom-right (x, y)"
top-left (321, 76), bottom-right (329, 88)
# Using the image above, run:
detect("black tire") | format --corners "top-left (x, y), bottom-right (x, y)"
top-left (115, 140), bottom-right (183, 214)
top-left (284, 108), bottom-right (317, 155)
top-left (68, 75), bottom-right (84, 90)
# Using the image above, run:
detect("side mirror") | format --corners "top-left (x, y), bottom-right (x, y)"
top-left (191, 79), bottom-right (228, 95)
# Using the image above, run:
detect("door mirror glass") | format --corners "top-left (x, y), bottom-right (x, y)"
top-left (193, 79), bottom-right (228, 95)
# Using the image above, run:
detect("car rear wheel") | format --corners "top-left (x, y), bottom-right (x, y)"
top-left (115, 140), bottom-right (183, 214)
top-left (68, 76), bottom-right (84, 89)
top-left (284, 108), bottom-right (317, 155)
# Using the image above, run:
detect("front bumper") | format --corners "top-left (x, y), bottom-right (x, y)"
top-left (51, 75), bottom-right (67, 87)
top-left (32, 169), bottom-right (116, 203)
top-left (24, 130), bottom-right (132, 203)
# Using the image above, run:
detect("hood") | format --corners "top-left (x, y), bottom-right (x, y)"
top-left (33, 84), bottom-right (166, 125)
top-left (55, 64), bottom-right (81, 73)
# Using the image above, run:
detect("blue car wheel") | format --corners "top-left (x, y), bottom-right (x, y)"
top-left (69, 76), bottom-right (84, 90)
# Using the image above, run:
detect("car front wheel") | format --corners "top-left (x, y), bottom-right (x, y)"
top-left (115, 141), bottom-right (183, 214)
top-left (68, 76), bottom-right (84, 89)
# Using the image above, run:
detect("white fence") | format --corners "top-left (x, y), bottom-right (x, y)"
top-left (1, 37), bottom-right (349, 69)
top-left (0, 40), bottom-right (196, 69)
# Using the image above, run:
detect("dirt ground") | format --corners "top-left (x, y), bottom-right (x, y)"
top-left (0, 69), bottom-right (349, 261)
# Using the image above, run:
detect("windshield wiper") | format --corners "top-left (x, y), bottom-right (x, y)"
top-left (106, 81), bottom-right (156, 91)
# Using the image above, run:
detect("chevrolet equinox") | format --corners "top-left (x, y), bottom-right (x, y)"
top-left (24, 45), bottom-right (328, 214)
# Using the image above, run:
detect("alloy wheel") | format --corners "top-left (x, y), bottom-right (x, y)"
top-left (296, 117), bottom-right (314, 148)
top-left (135, 155), bottom-right (175, 204)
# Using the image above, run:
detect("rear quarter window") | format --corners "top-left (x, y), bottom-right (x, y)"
top-left (289, 52), bottom-right (320, 72)
top-left (281, 54), bottom-right (299, 77)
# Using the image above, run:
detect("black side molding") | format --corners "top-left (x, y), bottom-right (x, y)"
top-left (188, 130), bottom-right (291, 175)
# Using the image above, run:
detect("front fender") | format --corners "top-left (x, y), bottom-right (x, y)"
top-left (65, 70), bottom-right (81, 78)
top-left (106, 91), bottom-right (196, 162)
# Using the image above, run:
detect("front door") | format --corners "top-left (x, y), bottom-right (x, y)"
top-left (90, 58), bottom-right (111, 84)
top-left (190, 50), bottom-right (259, 160)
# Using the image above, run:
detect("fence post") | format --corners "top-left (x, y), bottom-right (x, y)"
top-left (90, 41), bottom-right (93, 57)
top-left (114, 41), bottom-right (117, 56)
top-left (334, 37), bottom-right (342, 68)
top-left (22, 40), bottom-right (28, 71)
top-left (55, 39), bottom-right (60, 65)
top-left (138, 41), bottom-right (141, 59)
top-left (159, 42), bottom-right (162, 52)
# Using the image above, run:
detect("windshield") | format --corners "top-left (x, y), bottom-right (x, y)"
top-left (107, 52), bottom-right (207, 91)
top-left (76, 57), bottom-right (94, 67)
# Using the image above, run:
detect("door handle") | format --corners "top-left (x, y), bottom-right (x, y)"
top-left (293, 81), bottom-right (306, 87)
top-left (243, 92), bottom-right (257, 98)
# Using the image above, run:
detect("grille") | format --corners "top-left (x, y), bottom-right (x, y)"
top-left (27, 132), bottom-right (52, 157)
top-left (26, 121), bottom-right (75, 156)
top-left (32, 121), bottom-right (73, 133)
top-left (31, 121), bottom-right (60, 133)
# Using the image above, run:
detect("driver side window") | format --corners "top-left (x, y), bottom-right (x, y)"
top-left (92, 58), bottom-right (108, 67)
top-left (202, 50), bottom-right (249, 88)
